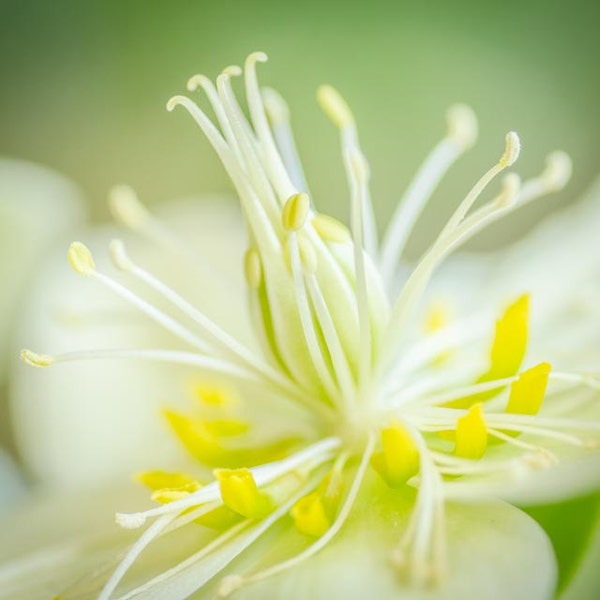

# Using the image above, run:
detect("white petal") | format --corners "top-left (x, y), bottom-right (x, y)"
top-left (232, 482), bottom-right (556, 600)
top-left (10, 198), bottom-right (248, 490)
top-left (0, 158), bottom-right (86, 382)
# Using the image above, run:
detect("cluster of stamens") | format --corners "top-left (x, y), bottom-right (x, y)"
top-left (20, 52), bottom-right (599, 599)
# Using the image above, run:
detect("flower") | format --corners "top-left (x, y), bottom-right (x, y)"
top-left (14, 52), bottom-right (600, 598)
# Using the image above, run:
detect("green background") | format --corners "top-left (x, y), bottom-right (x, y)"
top-left (1, 0), bottom-right (599, 252)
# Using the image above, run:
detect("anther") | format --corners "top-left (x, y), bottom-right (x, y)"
top-left (499, 132), bottom-right (521, 168)
top-left (109, 239), bottom-right (134, 271)
top-left (244, 248), bottom-right (263, 289)
top-left (540, 151), bottom-right (572, 191)
top-left (311, 214), bottom-right (352, 243)
top-left (222, 65), bottom-right (242, 77)
top-left (282, 192), bottom-right (310, 231)
top-left (446, 104), bottom-right (478, 150)
top-left (108, 185), bottom-right (150, 230)
top-left (20, 349), bottom-right (55, 368)
top-left (166, 95), bottom-right (187, 112)
top-left (316, 85), bottom-right (355, 129)
top-left (67, 242), bottom-right (95, 276)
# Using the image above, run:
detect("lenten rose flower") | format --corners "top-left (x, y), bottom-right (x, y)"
top-left (5, 52), bottom-right (600, 599)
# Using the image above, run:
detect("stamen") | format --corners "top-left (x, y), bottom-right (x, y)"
top-left (381, 132), bottom-right (522, 367)
top-left (290, 491), bottom-right (331, 537)
top-left (379, 104), bottom-right (478, 284)
top-left (262, 86), bottom-right (309, 192)
top-left (244, 248), bottom-right (263, 289)
top-left (371, 421), bottom-right (420, 487)
top-left (244, 52), bottom-right (296, 200)
top-left (454, 404), bottom-right (487, 459)
top-left (282, 192), bottom-right (310, 232)
top-left (506, 362), bottom-right (551, 415)
top-left (347, 147), bottom-right (373, 389)
top-left (19, 349), bottom-right (55, 368)
top-left (108, 239), bottom-right (298, 397)
top-left (220, 436), bottom-right (374, 594)
top-left (214, 468), bottom-right (271, 519)
top-left (67, 241), bottom-right (95, 276)
top-left (311, 214), bottom-right (352, 243)
top-left (316, 84), bottom-right (355, 129)
top-left (108, 185), bottom-right (151, 231)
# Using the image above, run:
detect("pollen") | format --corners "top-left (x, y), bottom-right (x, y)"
top-left (506, 362), bottom-right (551, 415)
top-left (371, 422), bottom-right (420, 488)
top-left (214, 468), bottom-right (271, 519)
top-left (291, 492), bottom-right (331, 537)
top-left (455, 404), bottom-right (488, 459)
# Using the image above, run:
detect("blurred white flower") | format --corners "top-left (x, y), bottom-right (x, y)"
top-left (4, 53), bottom-right (600, 599)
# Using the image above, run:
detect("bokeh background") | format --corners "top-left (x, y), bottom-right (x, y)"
top-left (1, 0), bottom-right (599, 234)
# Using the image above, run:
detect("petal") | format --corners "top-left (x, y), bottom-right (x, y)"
top-left (10, 198), bottom-right (248, 490)
top-left (230, 479), bottom-right (557, 600)
top-left (0, 158), bottom-right (86, 381)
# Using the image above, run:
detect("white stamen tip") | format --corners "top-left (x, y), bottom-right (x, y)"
top-left (68, 242), bottom-right (95, 276)
top-left (20, 349), bottom-right (55, 368)
top-left (222, 65), bottom-right (242, 77)
top-left (186, 74), bottom-right (208, 92)
top-left (446, 104), bottom-right (478, 150)
top-left (499, 131), bottom-right (521, 167)
top-left (109, 239), bottom-right (134, 271)
top-left (262, 87), bottom-right (290, 124)
top-left (166, 95), bottom-right (187, 112)
top-left (115, 512), bottom-right (146, 529)
top-left (316, 84), bottom-right (355, 129)
top-left (108, 185), bottom-right (150, 229)
top-left (495, 173), bottom-right (521, 208)
top-left (541, 151), bottom-right (572, 191)
top-left (218, 574), bottom-right (244, 598)
top-left (244, 248), bottom-right (263, 289)
top-left (247, 51), bottom-right (268, 64)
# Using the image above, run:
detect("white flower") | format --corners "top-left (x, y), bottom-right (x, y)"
top-left (8, 52), bottom-right (600, 599)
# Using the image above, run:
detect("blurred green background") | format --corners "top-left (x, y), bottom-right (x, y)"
top-left (1, 0), bottom-right (599, 252)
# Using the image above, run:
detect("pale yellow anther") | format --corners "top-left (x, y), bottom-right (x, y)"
top-left (506, 362), bottom-right (551, 415)
top-left (371, 421), bottom-right (420, 488)
top-left (541, 151), bottom-right (572, 191)
top-left (311, 214), bottom-right (352, 243)
top-left (136, 470), bottom-right (198, 491)
top-left (151, 480), bottom-right (203, 504)
top-left (67, 242), bottom-right (95, 276)
top-left (316, 84), bottom-right (355, 129)
top-left (244, 248), bottom-right (263, 289)
top-left (262, 87), bottom-right (290, 125)
top-left (214, 468), bottom-right (270, 519)
top-left (109, 239), bottom-right (134, 271)
top-left (455, 404), bottom-right (487, 459)
top-left (283, 236), bottom-right (318, 274)
top-left (291, 491), bottom-right (331, 537)
top-left (499, 131), bottom-right (521, 168)
top-left (446, 104), bottom-right (478, 150)
top-left (495, 173), bottom-right (521, 208)
top-left (108, 185), bottom-right (150, 229)
top-left (282, 192), bottom-right (310, 232)
top-left (20, 349), bottom-right (55, 368)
